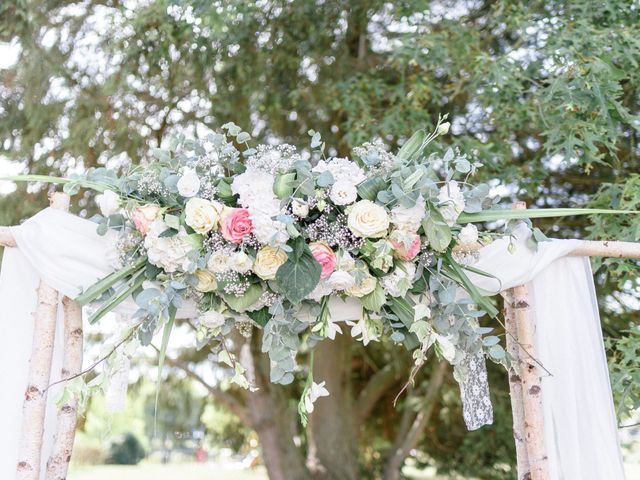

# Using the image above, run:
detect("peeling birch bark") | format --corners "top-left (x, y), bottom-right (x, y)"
top-left (45, 297), bottom-right (83, 480)
top-left (502, 289), bottom-right (530, 480)
top-left (16, 192), bottom-right (69, 480)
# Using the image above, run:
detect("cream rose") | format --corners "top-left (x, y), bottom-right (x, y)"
top-left (346, 275), bottom-right (377, 298)
top-left (185, 198), bottom-right (221, 234)
top-left (347, 200), bottom-right (390, 238)
top-left (194, 269), bottom-right (217, 292)
top-left (253, 246), bottom-right (288, 280)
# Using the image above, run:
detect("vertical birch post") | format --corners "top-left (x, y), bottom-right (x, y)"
top-left (502, 288), bottom-right (530, 479)
top-left (16, 192), bottom-right (70, 480)
top-left (507, 201), bottom-right (549, 480)
top-left (45, 296), bottom-right (83, 480)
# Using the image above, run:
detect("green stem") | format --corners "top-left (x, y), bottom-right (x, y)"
top-left (75, 257), bottom-right (147, 306)
top-left (88, 272), bottom-right (146, 324)
top-left (458, 207), bottom-right (639, 224)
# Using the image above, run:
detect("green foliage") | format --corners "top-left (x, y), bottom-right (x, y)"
top-left (275, 237), bottom-right (321, 304)
top-left (106, 433), bottom-right (146, 465)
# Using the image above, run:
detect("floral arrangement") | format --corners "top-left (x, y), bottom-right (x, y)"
top-left (7, 116), bottom-right (621, 423)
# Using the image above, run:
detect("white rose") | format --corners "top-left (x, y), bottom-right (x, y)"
top-left (347, 200), bottom-right (390, 238)
top-left (177, 168), bottom-right (201, 197)
top-left (194, 269), bottom-right (217, 292)
top-left (390, 195), bottom-right (426, 232)
top-left (346, 275), bottom-right (377, 298)
top-left (185, 198), bottom-right (221, 234)
top-left (199, 310), bottom-right (226, 330)
top-left (292, 199), bottom-right (309, 218)
top-left (329, 180), bottom-right (358, 206)
top-left (457, 224), bottom-right (479, 246)
top-left (438, 181), bottom-right (465, 226)
top-left (229, 251), bottom-right (253, 274)
top-left (326, 270), bottom-right (355, 291)
top-left (253, 246), bottom-right (288, 280)
top-left (207, 251), bottom-right (231, 273)
top-left (96, 190), bottom-right (120, 217)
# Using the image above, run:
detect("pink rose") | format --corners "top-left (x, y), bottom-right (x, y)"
top-left (131, 204), bottom-right (161, 235)
top-left (391, 234), bottom-right (421, 261)
top-left (221, 208), bottom-right (253, 244)
top-left (309, 242), bottom-right (336, 279)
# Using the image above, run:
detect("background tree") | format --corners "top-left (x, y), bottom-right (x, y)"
top-left (1, 1), bottom-right (639, 479)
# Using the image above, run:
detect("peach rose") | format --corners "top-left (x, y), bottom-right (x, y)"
top-left (309, 242), bottom-right (336, 280)
top-left (391, 233), bottom-right (421, 261)
top-left (221, 208), bottom-right (253, 244)
top-left (131, 204), bottom-right (161, 235)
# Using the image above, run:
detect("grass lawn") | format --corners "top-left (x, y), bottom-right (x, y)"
top-left (69, 463), bottom-right (269, 480)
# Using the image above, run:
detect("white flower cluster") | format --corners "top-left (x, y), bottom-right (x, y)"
top-left (231, 167), bottom-right (290, 246)
top-left (438, 181), bottom-right (466, 225)
top-left (313, 157), bottom-right (366, 207)
top-left (207, 250), bottom-right (254, 274)
top-left (380, 262), bottom-right (416, 297)
top-left (245, 144), bottom-right (302, 174)
top-left (390, 195), bottom-right (427, 232)
top-left (144, 220), bottom-right (194, 273)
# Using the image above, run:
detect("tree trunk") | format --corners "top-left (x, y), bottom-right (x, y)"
top-left (307, 334), bottom-right (359, 480)
top-left (240, 333), bottom-right (312, 480)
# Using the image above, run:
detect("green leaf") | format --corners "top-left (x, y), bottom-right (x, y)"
top-left (422, 208), bottom-right (452, 252)
top-left (76, 257), bottom-right (147, 305)
top-left (388, 296), bottom-right (415, 329)
top-left (275, 238), bottom-right (321, 303)
top-left (360, 283), bottom-right (386, 312)
top-left (88, 273), bottom-right (147, 324)
top-left (273, 172), bottom-right (296, 199)
top-left (357, 176), bottom-right (387, 201)
top-left (223, 283), bottom-right (263, 312)
top-left (397, 129), bottom-right (427, 161)
top-left (442, 252), bottom-right (499, 318)
top-left (247, 307), bottom-right (271, 327)
top-left (458, 208), bottom-right (639, 224)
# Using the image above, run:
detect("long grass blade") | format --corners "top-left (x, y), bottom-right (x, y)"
top-left (458, 208), bottom-right (638, 224)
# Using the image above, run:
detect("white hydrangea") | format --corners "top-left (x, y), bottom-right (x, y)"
top-left (144, 221), bottom-right (193, 273)
top-left (250, 198), bottom-right (290, 246)
top-left (438, 181), bottom-right (466, 226)
top-left (231, 168), bottom-right (275, 208)
top-left (329, 180), bottom-right (358, 206)
top-left (96, 190), bottom-right (121, 217)
top-left (312, 157), bottom-right (366, 185)
top-left (390, 195), bottom-right (427, 232)
top-left (380, 262), bottom-right (417, 297)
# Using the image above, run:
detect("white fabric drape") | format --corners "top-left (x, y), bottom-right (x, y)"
top-left (469, 226), bottom-right (625, 479)
top-left (0, 210), bottom-right (626, 479)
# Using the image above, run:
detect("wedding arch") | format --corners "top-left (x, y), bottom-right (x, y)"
top-left (1, 125), bottom-right (638, 480)
top-left (2, 192), bottom-right (638, 480)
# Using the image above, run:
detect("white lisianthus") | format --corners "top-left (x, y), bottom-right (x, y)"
top-left (144, 221), bottom-right (193, 273)
top-left (253, 246), bottom-right (288, 280)
top-left (380, 262), bottom-right (416, 297)
top-left (347, 200), bottom-right (390, 238)
top-left (306, 280), bottom-right (333, 302)
top-left (437, 122), bottom-right (451, 135)
top-left (96, 190), bottom-right (121, 217)
top-left (207, 251), bottom-right (231, 273)
top-left (312, 157), bottom-right (366, 185)
top-left (177, 168), bottom-right (201, 197)
top-left (194, 269), bottom-right (217, 292)
top-left (457, 223), bottom-right (479, 247)
top-left (438, 181), bottom-right (465, 226)
top-left (326, 270), bottom-right (355, 291)
top-left (329, 179), bottom-right (358, 206)
top-left (291, 199), bottom-right (309, 218)
top-left (346, 275), bottom-right (377, 298)
top-left (185, 198), bottom-right (221, 234)
top-left (390, 195), bottom-right (426, 232)
top-left (199, 310), bottom-right (226, 330)
top-left (303, 381), bottom-right (330, 413)
top-left (229, 250), bottom-right (253, 274)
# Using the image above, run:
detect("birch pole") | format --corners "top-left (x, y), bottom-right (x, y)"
top-left (16, 192), bottom-right (69, 480)
top-left (45, 296), bottom-right (83, 480)
top-left (507, 201), bottom-right (550, 480)
top-left (502, 288), bottom-right (530, 480)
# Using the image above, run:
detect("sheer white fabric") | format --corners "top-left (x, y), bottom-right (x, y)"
top-left (0, 210), bottom-right (626, 479)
